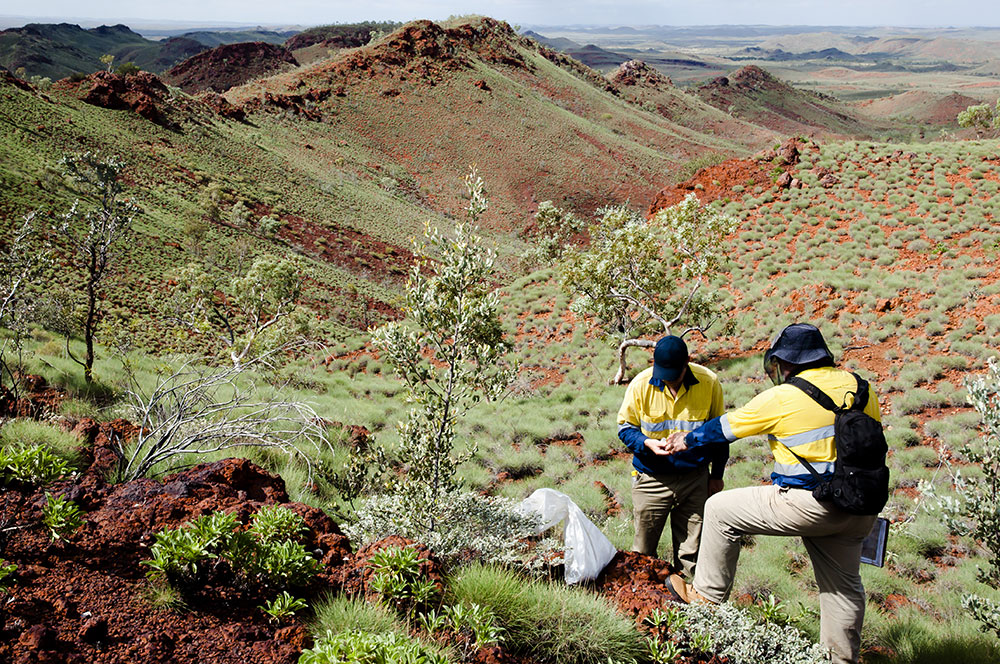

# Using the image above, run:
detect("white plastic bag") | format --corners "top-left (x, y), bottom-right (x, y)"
top-left (518, 487), bottom-right (617, 584)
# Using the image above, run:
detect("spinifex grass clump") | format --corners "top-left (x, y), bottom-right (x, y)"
top-left (447, 562), bottom-right (644, 664)
top-left (143, 505), bottom-right (320, 600)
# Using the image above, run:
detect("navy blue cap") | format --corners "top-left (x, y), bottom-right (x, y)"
top-left (652, 335), bottom-right (689, 382)
top-left (763, 323), bottom-right (834, 371)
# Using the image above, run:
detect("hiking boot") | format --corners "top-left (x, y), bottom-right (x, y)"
top-left (666, 574), bottom-right (716, 605)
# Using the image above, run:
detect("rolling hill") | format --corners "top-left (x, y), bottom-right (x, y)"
top-left (0, 23), bottom-right (306, 80)
top-left (695, 64), bottom-right (885, 138)
top-left (0, 16), bottom-right (791, 348)
top-left (852, 90), bottom-right (983, 127)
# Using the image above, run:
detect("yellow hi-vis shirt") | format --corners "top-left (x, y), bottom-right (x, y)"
top-left (617, 363), bottom-right (726, 476)
top-left (718, 366), bottom-right (883, 488)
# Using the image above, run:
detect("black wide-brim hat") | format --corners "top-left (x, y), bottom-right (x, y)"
top-left (763, 323), bottom-right (834, 370)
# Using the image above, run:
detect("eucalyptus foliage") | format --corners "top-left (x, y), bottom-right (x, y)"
top-left (930, 357), bottom-right (1000, 637)
top-left (0, 213), bottom-right (43, 396)
top-left (163, 255), bottom-right (308, 369)
top-left (520, 200), bottom-right (584, 268)
top-left (560, 193), bottom-right (737, 383)
top-left (371, 169), bottom-right (516, 530)
top-left (957, 100), bottom-right (1000, 136)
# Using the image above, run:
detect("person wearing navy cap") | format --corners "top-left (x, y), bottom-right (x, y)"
top-left (616, 335), bottom-right (727, 580)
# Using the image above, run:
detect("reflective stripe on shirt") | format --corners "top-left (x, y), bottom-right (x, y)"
top-left (773, 460), bottom-right (835, 477)
top-left (720, 413), bottom-right (738, 442)
top-left (640, 419), bottom-right (705, 433)
top-left (770, 424), bottom-right (835, 449)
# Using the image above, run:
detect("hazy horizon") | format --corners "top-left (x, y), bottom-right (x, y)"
top-left (3, 0), bottom-right (1000, 30)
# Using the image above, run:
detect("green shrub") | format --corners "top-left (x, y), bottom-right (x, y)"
top-left (143, 506), bottom-right (320, 591)
top-left (676, 603), bottom-right (827, 664)
top-left (42, 493), bottom-right (84, 541)
top-left (299, 630), bottom-right (449, 664)
top-left (261, 591), bottom-right (308, 623)
top-left (368, 546), bottom-right (440, 614)
top-left (0, 444), bottom-right (71, 486)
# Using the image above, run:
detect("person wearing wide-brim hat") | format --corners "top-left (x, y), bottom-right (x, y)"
top-left (616, 335), bottom-right (728, 580)
top-left (662, 323), bottom-right (884, 664)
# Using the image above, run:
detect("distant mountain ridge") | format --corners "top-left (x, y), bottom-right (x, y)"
top-left (0, 22), bottom-right (302, 79)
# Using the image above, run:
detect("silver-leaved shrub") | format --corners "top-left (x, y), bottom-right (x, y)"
top-left (343, 490), bottom-right (560, 567)
top-left (677, 603), bottom-right (829, 664)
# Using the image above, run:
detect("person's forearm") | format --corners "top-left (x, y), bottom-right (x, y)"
top-left (685, 415), bottom-right (732, 448)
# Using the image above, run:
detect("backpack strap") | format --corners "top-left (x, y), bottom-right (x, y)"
top-left (778, 442), bottom-right (825, 483)
top-left (786, 372), bottom-right (870, 412)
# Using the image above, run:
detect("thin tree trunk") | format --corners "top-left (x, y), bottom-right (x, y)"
top-left (83, 273), bottom-right (98, 384)
top-left (611, 337), bottom-right (656, 385)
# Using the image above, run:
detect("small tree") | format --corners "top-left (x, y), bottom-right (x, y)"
top-left (560, 194), bottom-right (737, 384)
top-left (57, 152), bottom-right (137, 384)
top-left (162, 255), bottom-right (307, 370)
top-left (117, 360), bottom-right (330, 481)
top-left (0, 214), bottom-right (43, 398)
top-left (119, 255), bottom-right (320, 481)
top-left (371, 168), bottom-right (517, 531)
top-left (520, 200), bottom-right (584, 269)
top-left (99, 54), bottom-right (115, 72)
top-left (958, 101), bottom-right (1000, 137)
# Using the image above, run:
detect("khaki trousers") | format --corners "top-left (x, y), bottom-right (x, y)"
top-left (631, 466), bottom-right (709, 579)
top-left (693, 484), bottom-right (876, 664)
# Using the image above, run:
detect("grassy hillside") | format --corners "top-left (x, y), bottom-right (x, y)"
top-left (227, 18), bottom-right (771, 232)
top-left (0, 15), bottom-right (782, 344)
top-left (299, 135), bottom-right (1000, 661)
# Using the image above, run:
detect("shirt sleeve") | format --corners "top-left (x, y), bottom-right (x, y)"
top-left (617, 379), bottom-right (645, 454)
top-left (685, 386), bottom-right (785, 447)
top-left (708, 441), bottom-right (729, 479)
top-left (721, 387), bottom-right (785, 439)
top-left (706, 377), bottom-right (727, 478)
top-left (709, 376), bottom-right (724, 420)
top-left (618, 424), bottom-right (647, 455)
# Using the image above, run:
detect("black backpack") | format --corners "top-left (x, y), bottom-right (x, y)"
top-left (783, 373), bottom-right (890, 515)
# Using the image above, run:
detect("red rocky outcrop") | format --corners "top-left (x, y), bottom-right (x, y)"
top-left (165, 42), bottom-right (299, 94)
top-left (611, 60), bottom-right (673, 88)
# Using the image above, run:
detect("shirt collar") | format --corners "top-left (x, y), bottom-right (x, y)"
top-left (649, 366), bottom-right (699, 391)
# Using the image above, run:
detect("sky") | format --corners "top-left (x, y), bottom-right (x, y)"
top-left (2, 0), bottom-right (1000, 28)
